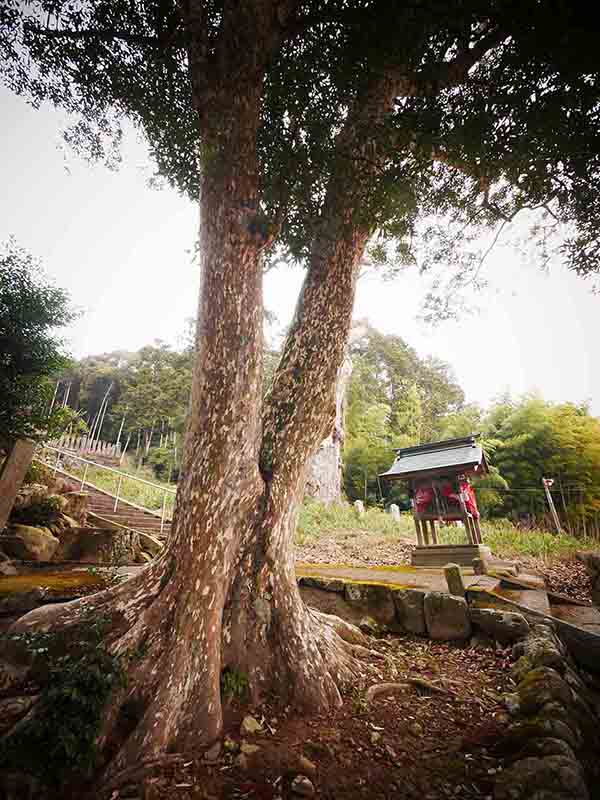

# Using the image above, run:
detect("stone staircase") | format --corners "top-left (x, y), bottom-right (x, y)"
top-left (84, 487), bottom-right (171, 540)
top-left (39, 454), bottom-right (172, 542)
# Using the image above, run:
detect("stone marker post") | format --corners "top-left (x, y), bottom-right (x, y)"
top-left (0, 439), bottom-right (36, 532)
top-left (388, 503), bottom-right (400, 522)
top-left (354, 500), bottom-right (365, 516)
top-left (444, 563), bottom-right (466, 598)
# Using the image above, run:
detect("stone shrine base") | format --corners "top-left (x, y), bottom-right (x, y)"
top-left (411, 543), bottom-right (492, 567)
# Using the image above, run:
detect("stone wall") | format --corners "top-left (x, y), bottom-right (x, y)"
top-left (298, 576), bottom-right (600, 799)
top-left (494, 622), bottom-right (599, 800)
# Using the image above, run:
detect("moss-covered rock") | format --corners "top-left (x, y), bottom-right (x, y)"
top-left (344, 583), bottom-right (397, 629)
top-left (1, 526), bottom-right (59, 562)
top-left (500, 719), bottom-right (581, 754)
top-left (493, 755), bottom-right (588, 800)
top-left (392, 589), bottom-right (426, 635)
top-left (517, 667), bottom-right (572, 715)
top-left (517, 737), bottom-right (577, 761)
top-left (299, 576), bottom-right (345, 593)
top-left (470, 607), bottom-right (529, 644)
top-left (512, 626), bottom-right (564, 680)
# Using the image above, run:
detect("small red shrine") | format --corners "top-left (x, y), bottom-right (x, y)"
top-left (380, 435), bottom-right (491, 567)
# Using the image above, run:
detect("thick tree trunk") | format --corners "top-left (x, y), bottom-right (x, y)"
top-left (1, 28), bottom-right (401, 789)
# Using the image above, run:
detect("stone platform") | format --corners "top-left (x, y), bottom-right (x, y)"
top-left (411, 543), bottom-right (492, 567)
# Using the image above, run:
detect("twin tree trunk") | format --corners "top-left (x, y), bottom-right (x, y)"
top-left (8, 18), bottom-right (401, 782)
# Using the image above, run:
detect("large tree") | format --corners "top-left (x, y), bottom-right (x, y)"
top-left (1, 0), bottom-right (599, 788)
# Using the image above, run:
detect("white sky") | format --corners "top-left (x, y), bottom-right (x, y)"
top-left (1, 88), bottom-right (598, 414)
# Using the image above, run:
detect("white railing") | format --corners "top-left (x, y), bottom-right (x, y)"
top-left (37, 444), bottom-right (176, 536)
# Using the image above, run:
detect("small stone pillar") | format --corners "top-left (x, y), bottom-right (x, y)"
top-left (388, 503), bottom-right (400, 522)
top-left (354, 500), bottom-right (365, 516)
top-left (444, 563), bottom-right (466, 598)
top-left (472, 556), bottom-right (488, 575)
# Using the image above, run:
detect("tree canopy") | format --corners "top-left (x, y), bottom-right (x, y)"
top-left (2, 1), bottom-right (599, 291)
top-left (0, 238), bottom-right (77, 450)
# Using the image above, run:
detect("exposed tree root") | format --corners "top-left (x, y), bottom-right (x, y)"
top-left (310, 608), bottom-right (368, 646)
top-left (365, 682), bottom-right (412, 703)
top-left (96, 753), bottom-right (192, 800)
top-left (365, 676), bottom-right (457, 703)
top-left (406, 677), bottom-right (456, 696)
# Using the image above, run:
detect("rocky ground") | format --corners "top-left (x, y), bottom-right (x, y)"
top-left (296, 531), bottom-right (416, 569)
top-left (105, 633), bottom-right (514, 800)
top-left (296, 531), bottom-right (593, 604)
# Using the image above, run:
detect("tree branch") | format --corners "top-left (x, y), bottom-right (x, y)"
top-left (24, 25), bottom-right (158, 47)
top-left (389, 25), bottom-right (508, 98)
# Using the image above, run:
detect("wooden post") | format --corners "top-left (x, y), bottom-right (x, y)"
top-left (421, 519), bottom-right (430, 545)
top-left (464, 515), bottom-right (475, 545)
top-left (413, 515), bottom-right (423, 546)
top-left (473, 517), bottom-right (483, 544)
top-left (0, 439), bottom-right (36, 531)
top-left (429, 519), bottom-right (438, 544)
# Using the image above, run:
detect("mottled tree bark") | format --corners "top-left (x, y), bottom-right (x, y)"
top-left (2, 10), bottom-right (402, 784)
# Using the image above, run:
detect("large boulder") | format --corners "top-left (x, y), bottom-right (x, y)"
top-left (392, 589), bottom-right (426, 635)
top-left (344, 582), bottom-right (398, 629)
top-left (1, 525), bottom-right (59, 561)
top-left (424, 592), bottom-right (471, 640)
top-left (470, 607), bottom-right (530, 644)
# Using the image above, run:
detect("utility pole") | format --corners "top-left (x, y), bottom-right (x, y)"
top-left (115, 409), bottom-right (127, 449)
top-left (92, 381), bottom-right (113, 446)
top-left (542, 478), bottom-right (562, 535)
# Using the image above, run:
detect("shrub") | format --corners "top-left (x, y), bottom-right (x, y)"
top-left (23, 460), bottom-right (53, 487)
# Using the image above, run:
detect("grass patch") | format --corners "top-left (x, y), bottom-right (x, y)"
top-left (438, 518), bottom-right (596, 561)
top-left (297, 499), bottom-right (415, 543)
top-left (296, 501), bottom-right (596, 563)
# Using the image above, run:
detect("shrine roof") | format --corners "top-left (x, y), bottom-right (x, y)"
top-left (380, 435), bottom-right (488, 480)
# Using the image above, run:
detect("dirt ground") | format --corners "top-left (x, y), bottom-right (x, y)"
top-left (296, 530), bottom-right (593, 604)
top-left (107, 633), bottom-right (513, 800)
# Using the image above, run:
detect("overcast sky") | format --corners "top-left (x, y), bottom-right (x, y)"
top-left (1, 88), bottom-right (598, 414)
